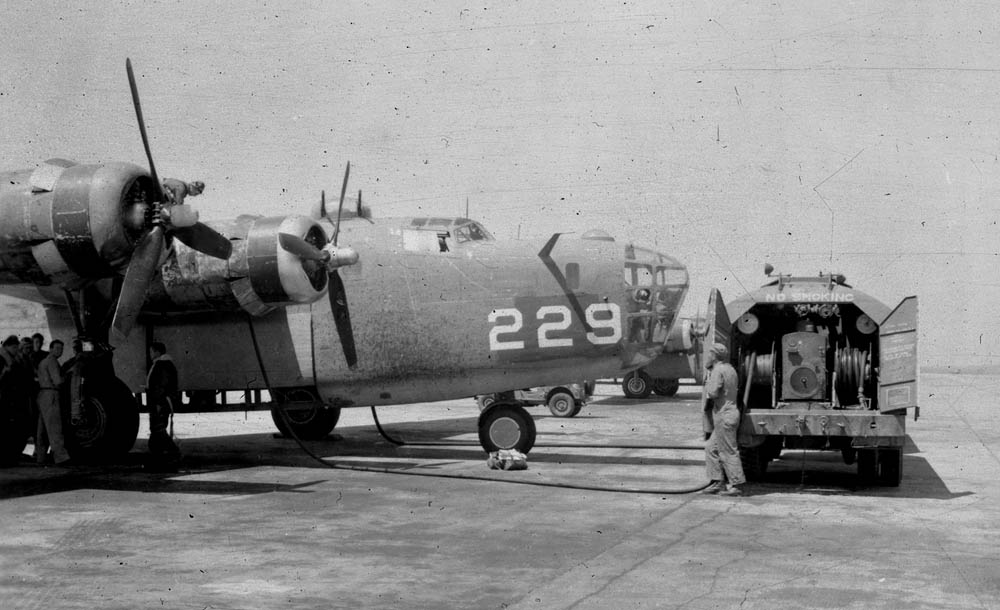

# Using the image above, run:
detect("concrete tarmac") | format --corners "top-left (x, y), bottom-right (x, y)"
top-left (1, 373), bottom-right (997, 609)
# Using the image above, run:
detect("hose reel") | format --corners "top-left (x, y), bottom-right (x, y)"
top-left (834, 345), bottom-right (872, 407)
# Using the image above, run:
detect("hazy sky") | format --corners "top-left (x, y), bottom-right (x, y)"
top-left (1, 1), bottom-right (997, 369)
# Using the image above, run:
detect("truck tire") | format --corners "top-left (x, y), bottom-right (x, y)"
top-left (877, 448), bottom-right (903, 487)
top-left (857, 449), bottom-right (878, 483)
top-left (652, 378), bottom-right (680, 397)
top-left (622, 371), bottom-right (653, 399)
top-left (739, 445), bottom-right (769, 481)
top-left (547, 391), bottom-right (576, 418)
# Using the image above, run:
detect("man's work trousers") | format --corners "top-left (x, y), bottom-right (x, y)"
top-left (148, 400), bottom-right (178, 456)
top-left (36, 389), bottom-right (70, 464)
top-left (705, 403), bottom-right (746, 486)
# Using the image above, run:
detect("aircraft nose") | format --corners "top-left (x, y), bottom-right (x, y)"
top-left (619, 244), bottom-right (690, 367)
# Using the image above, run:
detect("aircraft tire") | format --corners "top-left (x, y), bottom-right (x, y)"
top-left (478, 403), bottom-right (536, 454)
top-left (270, 388), bottom-right (341, 440)
top-left (622, 371), bottom-right (653, 399)
top-left (68, 376), bottom-right (140, 462)
top-left (652, 378), bottom-right (680, 397)
top-left (547, 391), bottom-right (576, 418)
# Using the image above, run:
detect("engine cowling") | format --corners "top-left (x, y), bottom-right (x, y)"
top-left (155, 214), bottom-right (329, 315)
top-left (0, 160), bottom-right (152, 287)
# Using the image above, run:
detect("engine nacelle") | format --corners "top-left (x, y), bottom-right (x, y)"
top-left (155, 214), bottom-right (329, 316)
top-left (0, 160), bottom-right (151, 287)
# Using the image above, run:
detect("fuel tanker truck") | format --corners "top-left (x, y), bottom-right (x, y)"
top-left (701, 268), bottom-right (918, 486)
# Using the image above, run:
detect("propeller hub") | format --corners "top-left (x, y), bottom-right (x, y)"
top-left (323, 244), bottom-right (359, 270)
top-left (164, 204), bottom-right (199, 228)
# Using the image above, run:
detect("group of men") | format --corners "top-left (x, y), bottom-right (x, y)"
top-left (0, 333), bottom-right (77, 466)
top-left (0, 333), bottom-right (181, 466)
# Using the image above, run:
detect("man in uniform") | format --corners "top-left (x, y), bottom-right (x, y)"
top-left (146, 341), bottom-right (180, 458)
top-left (161, 178), bottom-right (204, 206)
top-left (61, 338), bottom-right (85, 427)
top-left (36, 340), bottom-right (71, 467)
top-left (0, 336), bottom-right (26, 464)
top-left (702, 342), bottom-right (746, 496)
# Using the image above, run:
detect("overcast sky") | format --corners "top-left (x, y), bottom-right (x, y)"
top-left (1, 1), bottom-right (997, 369)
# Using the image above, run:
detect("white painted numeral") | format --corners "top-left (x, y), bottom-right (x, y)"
top-left (537, 305), bottom-right (573, 348)
top-left (488, 308), bottom-right (525, 350)
top-left (585, 303), bottom-right (622, 344)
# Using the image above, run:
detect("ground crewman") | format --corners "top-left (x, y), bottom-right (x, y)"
top-left (36, 340), bottom-right (71, 467)
top-left (146, 341), bottom-right (180, 458)
top-left (702, 342), bottom-right (746, 496)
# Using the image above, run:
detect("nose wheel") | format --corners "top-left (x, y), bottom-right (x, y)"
top-left (477, 402), bottom-right (536, 453)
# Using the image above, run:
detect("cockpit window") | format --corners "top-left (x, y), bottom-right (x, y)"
top-left (625, 262), bottom-right (688, 287)
top-left (624, 263), bottom-right (655, 286)
top-left (657, 266), bottom-right (688, 287)
top-left (454, 221), bottom-right (493, 243)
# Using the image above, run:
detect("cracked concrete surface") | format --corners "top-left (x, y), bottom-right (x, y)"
top-left (1, 375), bottom-right (997, 609)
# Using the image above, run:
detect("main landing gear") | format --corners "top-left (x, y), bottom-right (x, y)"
top-left (270, 387), bottom-right (342, 440)
top-left (477, 401), bottom-right (536, 454)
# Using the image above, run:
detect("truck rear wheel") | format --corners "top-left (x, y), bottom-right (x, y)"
top-left (739, 444), bottom-right (770, 481)
top-left (877, 448), bottom-right (903, 487)
top-left (547, 391), bottom-right (577, 418)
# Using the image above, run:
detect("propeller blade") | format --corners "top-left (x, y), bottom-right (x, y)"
top-left (320, 190), bottom-right (327, 218)
top-left (278, 232), bottom-right (328, 262)
top-left (333, 162), bottom-right (349, 245)
top-left (112, 226), bottom-right (165, 341)
top-left (328, 271), bottom-right (357, 368)
top-left (126, 58), bottom-right (166, 202)
top-left (171, 222), bottom-right (233, 260)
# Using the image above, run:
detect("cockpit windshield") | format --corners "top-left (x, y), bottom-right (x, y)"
top-left (455, 221), bottom-right (493, 243)
top-left (403, 217), bottom-right (495, 253)
top-left (623, 247), bottom-right (689, 346)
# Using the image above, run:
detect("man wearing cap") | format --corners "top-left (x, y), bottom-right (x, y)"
top-left (702, 342), bottom-right (746, 496)
top-left (36, 340), bottom-right (72, 466)
top-left (162, 178), bottom-right (204, 206)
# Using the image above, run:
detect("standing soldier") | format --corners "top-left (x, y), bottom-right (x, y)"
top-left (702, 343), bottom-right (746, 496)
top-left (0, 336), bottom-right (26, 464)
top-left (146, 342), bottom-right (180, 458)
top-left (30, 333), bottom-right (48, 369)
top-left (36, 340), bottom-right (71, 467)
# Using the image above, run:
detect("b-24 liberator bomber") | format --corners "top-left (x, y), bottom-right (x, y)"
top-left (0, 60), bottom-right (689, 462)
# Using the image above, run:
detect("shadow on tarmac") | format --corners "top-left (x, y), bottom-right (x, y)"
top-left (744, 438), bottom-right (969, 500)
top-left (0, 407), bottom-right (966, 502)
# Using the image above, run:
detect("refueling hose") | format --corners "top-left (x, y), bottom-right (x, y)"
top-left (248, 316), bottom-right (711, 495)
